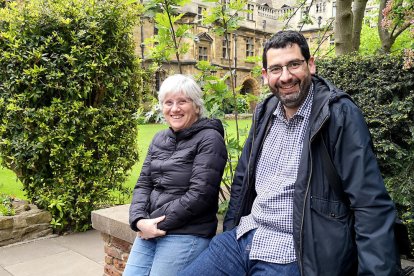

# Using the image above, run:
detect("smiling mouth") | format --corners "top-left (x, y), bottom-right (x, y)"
top-left (278, 81), bottom-right (299, 91)
top-left (280, 86), bottom-right (296, 91)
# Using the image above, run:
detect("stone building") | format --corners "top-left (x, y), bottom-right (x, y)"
top-left (134, 0), bottom-right (336, 100)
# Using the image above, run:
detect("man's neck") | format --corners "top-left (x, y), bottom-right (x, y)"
top-left (284, 106), bottom-right (298, 120)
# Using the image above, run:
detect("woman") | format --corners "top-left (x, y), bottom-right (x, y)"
top-left (124, 74), bottom-right (227, 276)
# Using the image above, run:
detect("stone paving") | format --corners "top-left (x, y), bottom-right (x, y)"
top-left (0, 230), bottom-right (104, 276)
top-left (0, 227), bottom-right (413, 276)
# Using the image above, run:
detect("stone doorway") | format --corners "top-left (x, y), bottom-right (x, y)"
top-left (240, 77), bottom-right (260, 113)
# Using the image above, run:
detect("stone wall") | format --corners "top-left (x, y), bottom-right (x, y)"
top-left (92, 204), bottom-right (224, 276)
top-left (0, 200), bottom-right (52, 246)
top-left (92, 204), bottom-right (135, 276)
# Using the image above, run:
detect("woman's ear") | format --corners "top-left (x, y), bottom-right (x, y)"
top-left (194, 103), bottom-right (200, 114)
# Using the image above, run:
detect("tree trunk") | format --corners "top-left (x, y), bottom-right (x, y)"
top-left (378, 0), bottom-right (392, 53)
top-left (377, 0), bottom-right (410, 53)
top-left (379, 31), bottom-right (393, 53)
top-left (335, 0), bottom-right (353, 55)
top-left (351, 0), bottom-right (368, 52)
top-left (164, 0), bottom-right (182, 73)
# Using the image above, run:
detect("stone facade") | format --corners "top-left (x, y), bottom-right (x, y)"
top-left (133, 0), bottom-right (336, 101)
top-left (0, 200), bottom-right (52, 246)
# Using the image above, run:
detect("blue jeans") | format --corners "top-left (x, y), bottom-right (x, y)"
top-left (179, 228), bottom-right (300, 276)
top-left (123, 234), bottom-right (210, 276)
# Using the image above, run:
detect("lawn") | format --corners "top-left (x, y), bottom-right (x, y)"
top-left (0, 119), bottom-right (251, 201)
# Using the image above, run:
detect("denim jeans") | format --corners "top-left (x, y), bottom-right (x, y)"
top-left (123, 234), bottom-right (210, 276)
top-left (179, 228), bottom-right (300, 276)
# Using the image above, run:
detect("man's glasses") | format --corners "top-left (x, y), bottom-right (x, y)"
top-left (267, 59), bottom-right (306, 77)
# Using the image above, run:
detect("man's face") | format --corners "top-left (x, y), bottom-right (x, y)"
top-left (262, 44), bottom-right (316, 117)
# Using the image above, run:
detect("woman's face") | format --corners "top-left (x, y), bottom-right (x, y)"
top-left (162, 92), bottom-right (199, 132)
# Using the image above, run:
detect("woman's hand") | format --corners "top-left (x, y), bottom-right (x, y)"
top-left (136, 216), bottom-right (166, 239)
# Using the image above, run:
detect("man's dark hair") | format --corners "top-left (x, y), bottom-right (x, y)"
top-left (262, 30), bottom-right (311, 69)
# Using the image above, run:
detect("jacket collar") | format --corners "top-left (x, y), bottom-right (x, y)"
top-left (308, 75), bottom-right (354, 139)
top-left (166, 117), bottom-right (225, 141)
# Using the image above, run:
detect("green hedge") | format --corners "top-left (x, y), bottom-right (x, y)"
top-left (317, 54), bottom-right (414, 255)
top-left (0, 0), bottom-right (142, 231)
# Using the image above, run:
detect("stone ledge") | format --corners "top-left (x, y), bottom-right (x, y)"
top-left (91, 204), bottom-right (225, 276)
top-left (224, 113), bottom-right (253, 120)
top-left (0, 202), bottom-right (52, 247)
top-left (91, 204), bottom-right (135, 244)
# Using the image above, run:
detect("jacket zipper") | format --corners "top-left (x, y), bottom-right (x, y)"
top-left (235, 108), bottom-right (257, 224)
top-left (298, 116), bottom-right (328, 275)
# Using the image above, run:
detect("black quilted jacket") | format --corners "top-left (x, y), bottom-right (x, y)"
top-left (129, 118), bottom-right (227, 238)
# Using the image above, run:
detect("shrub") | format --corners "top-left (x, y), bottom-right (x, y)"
top-left (0, 0), bottom-right (143, 231)
top-left (0, 193), bottom-right (15, 216)
top-left (317, 53), bottom-right (414, 255)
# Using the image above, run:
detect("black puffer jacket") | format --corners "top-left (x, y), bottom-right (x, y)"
top-left (129, 118), bottom-right (227, 238)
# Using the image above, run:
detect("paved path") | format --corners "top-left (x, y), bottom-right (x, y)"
top-left (0, 230), bottom-right (104, 276)
top-left (0, 229), bottom-right (413, 275)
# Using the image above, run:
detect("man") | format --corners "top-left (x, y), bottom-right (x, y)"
top-left (180, 30), bottom-right (399, 275)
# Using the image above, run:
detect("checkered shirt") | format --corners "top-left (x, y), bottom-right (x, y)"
top-left (236, 85), bottom-right (314, 264)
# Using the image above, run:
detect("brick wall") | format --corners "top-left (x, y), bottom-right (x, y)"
top-left (92, 205), bottom-right (135, 276)
top-left (102, 233), bottom-right (132, 276)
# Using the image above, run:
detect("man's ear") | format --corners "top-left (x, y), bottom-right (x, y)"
top-left (262, 68), bottom-right (269, 85)
top-left (308, 57), bottom-right (316, 75)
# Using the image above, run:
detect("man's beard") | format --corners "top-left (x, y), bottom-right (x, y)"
top-left (270, 76), bottom-right (312, 109)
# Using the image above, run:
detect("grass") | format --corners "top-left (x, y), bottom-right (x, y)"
top-left (0, 167), bottom-right (24, 199)
top-left (0, 119), bottom-right (251, 201)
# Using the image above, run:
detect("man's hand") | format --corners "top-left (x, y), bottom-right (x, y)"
top-left (136, 216), bottom-right (166, 239)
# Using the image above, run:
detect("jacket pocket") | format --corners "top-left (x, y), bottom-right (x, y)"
top-left (310, 196), bottom-right (350, 219)
top-left (309, 196), bottom-right (356, 275)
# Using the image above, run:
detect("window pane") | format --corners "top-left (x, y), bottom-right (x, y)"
top-left (246, 37), bottom-right (254, 57)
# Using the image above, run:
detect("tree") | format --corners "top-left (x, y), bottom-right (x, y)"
top-left (351, 0), bottom-right (369, 51)
top-left (144, 0), bottom-right (192, 73)
top-left (202, 0), bottom-right (248, 142)
top-left (334, 0), bottom-right (370, 55)
top-left (358, 12), bottom-right (412, 56)
top-left (379, 0), bottom-right (413, 55)
top-left (0, 0), bottom-right (143, 231)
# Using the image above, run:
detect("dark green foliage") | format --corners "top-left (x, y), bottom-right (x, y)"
top-left (0, 0), bottom-right (142, 231)
top-left (317, 54), bottom-right (414, 255)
